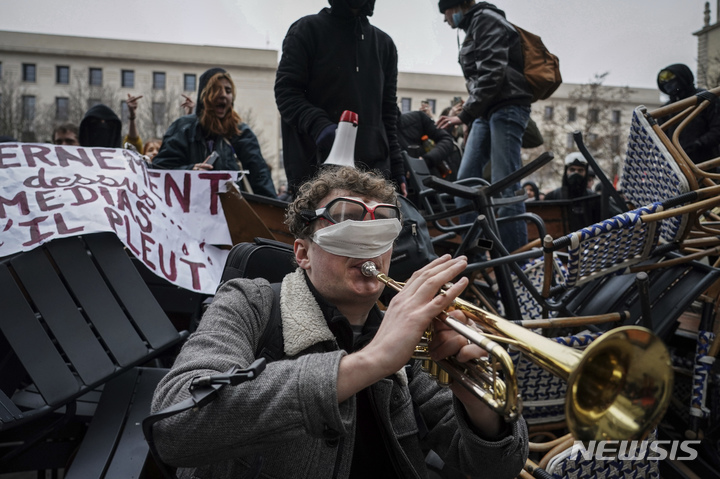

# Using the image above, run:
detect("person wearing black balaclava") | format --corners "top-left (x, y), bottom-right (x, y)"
top-left (153, 67), bottom-right (277, 198)
top-left (79, 104), bottom-right (122, 148)
top-left (545, 152), bottom-right (600, 230)
top-left (657, 63), bottom-right (720, 164)
top-left (275, 0), bottom-right (406, 199)
top-left (545, 153), bottom-right (594, 200)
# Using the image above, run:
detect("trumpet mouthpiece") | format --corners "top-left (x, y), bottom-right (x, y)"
top-left (361, 261), bottom-right (378, 277)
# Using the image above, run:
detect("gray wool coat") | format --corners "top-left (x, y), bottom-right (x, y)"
top-left (150, 269), bottom-right (529, 479)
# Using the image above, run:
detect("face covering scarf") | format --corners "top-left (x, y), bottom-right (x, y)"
top-left (311, 218), bottom-right (402, 258)
top-left (452, 11), bottom-right (464, 27)
top-left (567, 173), bottom-right (587, 197)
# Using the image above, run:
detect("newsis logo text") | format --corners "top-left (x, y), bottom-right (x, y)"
top-left (569, 440), bottom-right (701, 461)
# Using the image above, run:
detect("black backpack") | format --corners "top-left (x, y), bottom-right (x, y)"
top-left (389, 196), bottom-right (438, 283)
top-left (218, 239), bottom-right (294, 362)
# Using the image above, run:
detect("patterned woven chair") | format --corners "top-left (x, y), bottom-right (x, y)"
top-left (495, 255), bottom-right (567, 320)
top-left (622, 102), bottom-right (720, 245)
top-left (622, 107), bottom-right (692, 242)
top-left (541, 202), bottom-right (664, 298)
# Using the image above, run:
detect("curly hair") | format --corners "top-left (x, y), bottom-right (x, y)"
top-left (285, 166), bottom-right (399, 239)
top-left (199, 72), bottom-right (242, 138)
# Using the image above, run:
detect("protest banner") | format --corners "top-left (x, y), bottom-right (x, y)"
top-left (0, 143), bottom-right (239, 294)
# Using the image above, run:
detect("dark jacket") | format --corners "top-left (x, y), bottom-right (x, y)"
top-left (275, 0), bottom-right (403, 194)
top-left (79, 104), bottom-right (122, 148)
top-left (397, 110), bottom-right (458, 178)
top-left (456, 3), bottom-right (533, 123)
top-left (152, 116), bottom-right (277, 198)
top-left (657, 63), bottom-right (720, 164)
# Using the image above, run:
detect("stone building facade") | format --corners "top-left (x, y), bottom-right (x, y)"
top-left (1, 30), bottom-right (665, 190)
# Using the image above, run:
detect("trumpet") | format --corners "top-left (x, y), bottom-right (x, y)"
top-left (361, 261), bottom-right (673, 443)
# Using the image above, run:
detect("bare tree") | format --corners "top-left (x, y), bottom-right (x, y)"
top-left (526, 73), bottom-right (634, 191)
top-left (237, 107), bottom-right (272, 162)
top-left (0, 71), bottom-right (23, 139)
top-left (133, 86), bottom-right (187, 141)
top-left (0, 71), bottom-right (47, 141)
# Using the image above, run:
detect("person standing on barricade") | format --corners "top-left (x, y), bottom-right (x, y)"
top-left (435, 0), bottom-right (533, 254)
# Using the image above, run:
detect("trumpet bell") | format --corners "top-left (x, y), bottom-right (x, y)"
top-left (566, 326), bottom-right (673, 443)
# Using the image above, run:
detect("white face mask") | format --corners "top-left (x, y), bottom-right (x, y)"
top-left (311, 218), bottom-right (402, 258)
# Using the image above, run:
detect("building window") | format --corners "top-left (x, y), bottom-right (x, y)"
top-left (153, 72), bottom-right (166, 90)
top-left (544, 106), bottom-right (554, 121)
top-left (23, 64), bottom-right (36, 83)
top-left (566, 132), bottom-right (574, 149)
top-left (0, 62), bottom-right (3, 80)
top-left (427, 99), bottom-right (436, 114)
top-left (22, 95), bottom-right (36, 125)
top-left (152, 102), bottom-right (166, 123)
top-left (120, 100), bottom-right (129, 123)
top-left (184, 74), bottom-right (197, 92)
top-left (122, 70), bottom-right (135, 88)
top-left (587, 133), bottom-right (599, 144)
top-left (611, 110), bottom-right (621, 124)
top-left (89, 68), bottom-right (103, 86)
top-left (567, 107), bottom-right (577, 122)
top-left (543, 130), bottom-right (555, 147)
top-left (56, 97), bottom-right (69, 121)
top-left (588, 108), bottom-right (600, 123)
top-left (88, 98), bottom-right (102, 109)
top-left (401, 97), bottom-right (412, 113)
top-left (611, 135), bottom-right (621, 153)
top-left (56, 66), bottom-right (69, 85)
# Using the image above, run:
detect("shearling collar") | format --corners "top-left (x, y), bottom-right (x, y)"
top-left (280, 269), bottom-right (337, 357)
top-left (278, 268), bottom-right (408, 386)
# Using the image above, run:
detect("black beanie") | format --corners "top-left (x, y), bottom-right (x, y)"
top-left (438, 0), bottom-right (465, 13)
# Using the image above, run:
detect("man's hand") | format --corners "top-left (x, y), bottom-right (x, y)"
top-left (126, 94), bottom-right (143, 119)
top-left (337, 255), bottom-right (469, 403)
top-left (430, 312), bottom-right (505, 438)
top-left (436, 115), bottom-right (462, 130)
top-left (316, 124), bottom-right (337, 156)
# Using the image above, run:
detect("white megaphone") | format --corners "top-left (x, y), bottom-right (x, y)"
top-left (323, 110), bottom-right (358, 168)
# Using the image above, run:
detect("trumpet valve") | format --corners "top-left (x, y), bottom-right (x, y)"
top-left (436, 368), bottom-right (452, 386)
top-left (429, 361), bottom-right (440, 379)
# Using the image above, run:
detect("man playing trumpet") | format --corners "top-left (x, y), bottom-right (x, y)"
top-left (151, 166), bottom-right (528, 478)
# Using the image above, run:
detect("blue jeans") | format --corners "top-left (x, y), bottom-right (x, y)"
top-left (456, 105), bottom-right (530, 254)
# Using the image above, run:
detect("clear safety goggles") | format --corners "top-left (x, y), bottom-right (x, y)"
top-left (304, 197), bottom-right (400, 225)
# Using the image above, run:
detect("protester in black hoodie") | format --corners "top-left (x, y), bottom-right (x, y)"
top-left (153, 68), bottom-right (277, 198)
top-left (657, 63), bottom-right (720, 164)
top-left (79, 104), bottom-right (122, 148)
top-left (275, 0), bottom-right (405, 197)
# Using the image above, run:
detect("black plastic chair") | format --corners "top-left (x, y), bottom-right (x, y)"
top-left (0, 232), bottom-right (188, 476)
